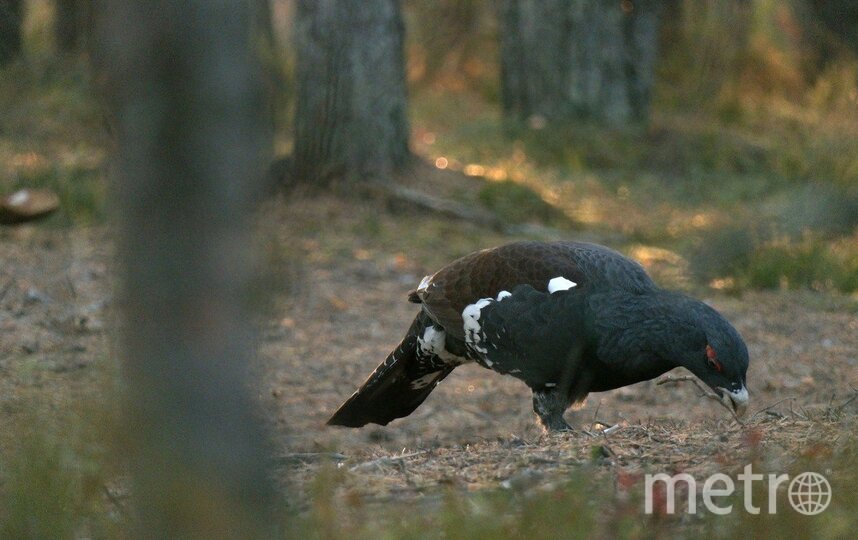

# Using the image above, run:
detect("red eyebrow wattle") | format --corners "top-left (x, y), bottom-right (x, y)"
top-left (706, 345), bottom-right (722, 371)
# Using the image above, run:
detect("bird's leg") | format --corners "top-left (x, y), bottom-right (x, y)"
top-left (532, 387), bottom-right (573, 432)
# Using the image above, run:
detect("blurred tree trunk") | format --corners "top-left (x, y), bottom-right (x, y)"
top-left (55, 0), bottom-right (93, 52)
top-left (100, 0), bottom-right (276, 536)
top-left (406, 0), bottom-right (482, 85)
top-left (500, 0), bottom-right (661, 127)
top-left (0, 0), bottom-right (22, 66)
top-left (807, 0), bottom-right (858, 59)
top-left (292, 0), bottom-right (410, 185)
top-left (252, 0), bottom-right (280, 145)
top-left (253, 0), bottom-right (276, 49)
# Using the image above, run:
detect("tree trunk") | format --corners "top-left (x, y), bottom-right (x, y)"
top-left (0, 0), bottom-right (22, 66)
top-left (807, 0), bottom-right (858, 59)
top-left (252, 0), bottom-right (276, 49)
top-left (293, 0), bottom-right (410, 185)
top-left (500, 0), bottom-right (660, 127)
top-left (56, 0), bottom-right (78, 51)
top-left (56, 0), bottom-right (84, 52)
top-left (100, 0), bottom-right (276, 535)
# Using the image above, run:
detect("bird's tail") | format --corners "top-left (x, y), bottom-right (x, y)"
top-left (327, 312), bottom-right (454, 428)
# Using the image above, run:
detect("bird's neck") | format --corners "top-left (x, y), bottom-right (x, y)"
top-left (588, 290), bottom-right (702, 377)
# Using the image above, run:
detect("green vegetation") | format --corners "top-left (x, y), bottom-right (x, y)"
top-left (412, 86), bottom-right (858, 294)
top-left (286, 452), bottom-right (858, 540)
top-left (1, 418), bottom-right (108, 537)
top-left (744, 238), bottom-right (858, 293)
top-left (477, 180), bottom-right (572, 227)
top-left (0, 376), bottom-right (121, 538)
top-left (8, 163), bottom-right (105, 225)
top-left (406, 1), bottom-right (858, 295)
top-left (0, 58), bottom-right (107, 226)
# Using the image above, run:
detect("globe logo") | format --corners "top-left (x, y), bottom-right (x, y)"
top-left (788, 472), bottom-right (832, 515)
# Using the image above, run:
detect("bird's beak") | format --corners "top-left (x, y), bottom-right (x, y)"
top-left (718, 386), bottom-right (749, 418)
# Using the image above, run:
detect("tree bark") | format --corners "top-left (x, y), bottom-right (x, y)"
top-left (0, 0), bottom-right (22, 66)
top-left (500, 0), bottom-right (660, 127)
top-left (292, 0), bottom-right (410, 185)
top-left (100, 0), bottom-right (276, 535)
top-left (56, 0), bottom-right (78, 51)
top-left (55, 0), bottom-right (88, 52)
top-left (807, 0), bottom-right (858, 58)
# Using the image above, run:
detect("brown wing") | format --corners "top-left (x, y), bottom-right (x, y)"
top-left (411, 241), bottom-right (654, 340)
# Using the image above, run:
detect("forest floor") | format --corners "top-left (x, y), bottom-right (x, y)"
top-left (1, 184), bottom-right (856, 535)
top-left (2, 60), bottom-right (857, 534)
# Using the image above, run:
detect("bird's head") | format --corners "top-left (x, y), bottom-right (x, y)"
top-left (672, 300), bottom-right (750, 417)
top-left (593, 290), bottom-right (751, 417)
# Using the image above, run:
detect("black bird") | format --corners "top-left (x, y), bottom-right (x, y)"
top-left (327, 241), bottom-right (750, 431)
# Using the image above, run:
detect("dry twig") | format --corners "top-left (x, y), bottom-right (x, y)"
top-left (833, 390), bottom-right (858, 416)
top-left (656, 375), bottom-right (745, 425)
top-left (748, 397), bottom-right (794, 421)
top-left (602, 424), bottom-right (622, 436)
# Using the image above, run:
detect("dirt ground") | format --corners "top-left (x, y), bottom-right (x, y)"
top-left (1, 194), bottom-right (857, 512)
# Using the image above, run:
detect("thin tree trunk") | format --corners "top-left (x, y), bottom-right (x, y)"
top-left (56, 0), bottom-right (80, 51)
top-left (293, 0), bottom-right (410, 185)
top-left (100, 0), bottom-right (276, 535)
top-left (253, 0), bottom-right (276, 49)
top-left (56, 0), bottom-right (97, 55)
top-left (0, 0), bottom-right (22, 66)
top-left (808, 0), bottom-right (858, 58)
top-left (500, 0), bottom-right (660, 127)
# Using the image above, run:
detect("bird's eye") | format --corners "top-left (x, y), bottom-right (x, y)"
top-left (706, 344), bottom-right (722, 373)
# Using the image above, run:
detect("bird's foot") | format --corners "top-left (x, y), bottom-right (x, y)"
top-left (538, 416), bottom-right (575, 433)
top-left (532, 387), bottom-right (573, 433)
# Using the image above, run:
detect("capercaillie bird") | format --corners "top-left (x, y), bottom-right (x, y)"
top-left (327, 241), bottom-right (750, 431)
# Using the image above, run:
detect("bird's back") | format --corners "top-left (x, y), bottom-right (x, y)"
top-left (412, 241), bottom-right (655, 339)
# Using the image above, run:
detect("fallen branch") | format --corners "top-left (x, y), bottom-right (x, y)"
top-left (375, 181), bottom-right (505, 230)
top-left (656, 375), bottom-right (745, 425)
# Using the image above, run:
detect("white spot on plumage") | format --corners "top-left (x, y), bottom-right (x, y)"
top-left (417, 326), bottom-right (466, 364)
top-left (417, 275), bottom-right (432, 293)
top-left (464, 298), bottom-right (492, 316)
top-left (545, 382), bottom-right (557, 388)
top-left (496, 290), bottom-right (511, 300)
top-left (462, 298), bottom-right (492, 354)
top-left (548, 276), bottom-right (577, 293)
top-left (410, 371), bottom-right (443, 389)
top-left (417, 327), bottom-right (444, 354)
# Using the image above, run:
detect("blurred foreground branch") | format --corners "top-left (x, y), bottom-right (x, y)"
top-left (101, 1), bottom-right (276, 536)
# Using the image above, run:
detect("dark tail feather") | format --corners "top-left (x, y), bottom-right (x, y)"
top-left (327, 312), bottom-right (454, 428)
